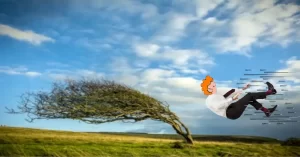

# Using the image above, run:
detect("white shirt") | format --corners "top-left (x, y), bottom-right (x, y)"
top-left (206, 93), bottom-right (234, 118)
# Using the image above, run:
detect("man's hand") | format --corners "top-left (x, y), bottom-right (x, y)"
top-left (242, 84), bottom-right (250, 90)
top-left (231, 84), bottom-right (249, 100)
top-left (232, 91), bottom-right (243, 100)
top-left (232, 94), bottom-right (239, 100)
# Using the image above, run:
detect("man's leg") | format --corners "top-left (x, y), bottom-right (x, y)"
top-left (249, 99), bottom-right (278, 117)
top-left (225, 92), bottom-right (262, 120)
top-left (249, 99), bottom-right (263, 110)
top-left (239, 87), bottom-right (276, 102)
top-left (226, 97), bottom-right (249, 120)
top-left (245, 81), bottom-right (277, 100)
top-left (226, 93), bottom-right (274, 120)
top-left (245, 92), bottom-right (268, 100)
top-left (226, 82), bottom-right (278, 119)
top-left (226, 99), bottom-right (277, 119)
top-left (226, 102), bottom-right (247, 120)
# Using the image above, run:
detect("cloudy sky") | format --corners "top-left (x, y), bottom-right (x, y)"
top-left (1, 0), bottom-right (300, 140)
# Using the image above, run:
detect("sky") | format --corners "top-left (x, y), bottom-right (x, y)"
top-left (1, 0), bottom-right (300, 140)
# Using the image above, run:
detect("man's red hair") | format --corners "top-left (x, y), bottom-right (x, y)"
top-left (201, 75), bottom-right (214, 95)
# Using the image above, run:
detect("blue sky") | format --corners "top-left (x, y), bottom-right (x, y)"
top-left (1, 0), bottom-right (300, 140)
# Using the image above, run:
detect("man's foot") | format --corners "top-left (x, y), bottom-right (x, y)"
top-left (264, 105), bottom-right (278, 117)
top-left (266, 82), bottom-right (277, 94)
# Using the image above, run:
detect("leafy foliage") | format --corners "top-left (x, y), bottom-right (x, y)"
top-left (7, 78), bottom-right (194, 144)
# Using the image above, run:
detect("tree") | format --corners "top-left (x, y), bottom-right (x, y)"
top-left (6, 78), bottom-right (194, 144)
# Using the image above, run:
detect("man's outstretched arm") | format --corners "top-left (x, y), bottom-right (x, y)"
top-left (231, 84), bottom-right (251, 99)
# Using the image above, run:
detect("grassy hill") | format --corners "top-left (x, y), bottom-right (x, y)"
top-left (0, 126), bottom-right (299, 157)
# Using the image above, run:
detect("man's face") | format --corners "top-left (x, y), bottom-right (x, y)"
top-left (208, 81), bottom-right (217, 94)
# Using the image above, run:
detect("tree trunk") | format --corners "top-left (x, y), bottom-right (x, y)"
top-left (179, 120), bottom-right (194, 145)
top-left (171, 123), bottom-right (194, 145)
top-left (183, 134), bottom-right (194, 144)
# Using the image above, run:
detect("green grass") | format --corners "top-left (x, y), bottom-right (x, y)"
top-left (0, 126), bottom-right (299, 157)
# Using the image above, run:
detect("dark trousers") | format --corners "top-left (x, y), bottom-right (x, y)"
top-left (226, 92), bottom-right (267, 120)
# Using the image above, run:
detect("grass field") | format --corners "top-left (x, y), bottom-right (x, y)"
top-left (0, 126), bottom-right (299, 157)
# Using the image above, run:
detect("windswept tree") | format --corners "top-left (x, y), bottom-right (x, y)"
top-left (7, 78), bottom-right (194, 144)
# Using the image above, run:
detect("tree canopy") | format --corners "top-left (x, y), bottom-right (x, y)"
top-left (7, 78), bottom-right (194, 144)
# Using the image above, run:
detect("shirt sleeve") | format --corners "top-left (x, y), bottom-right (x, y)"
top-left (226, 97), bottom-right (233, 103)
top-left (216, 97), bottom-right (233, 109)
top-left (236, 89), bottom-right (246, 96)
top-left (237, 89), bottom-right (244, 93)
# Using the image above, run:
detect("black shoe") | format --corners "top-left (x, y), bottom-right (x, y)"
top-left (264, 105), bottom-right (278, 117)
top-left (266, 82), bottom-right (274, 90)
top-left (266, 82), bottom-right (277, 94)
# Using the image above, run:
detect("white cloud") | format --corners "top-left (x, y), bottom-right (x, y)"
top-left (142, 0), bottom-right (298, 57)
top-left (133, 43), bottom-right (160, 57)
top-left (72, 0), bottom-right (300, 58)
top-left (0, 24), bottom-right (54, 45)
top-left (166, 77), bottom-right (200, 91)
top-left (214, 1), bottom-right (300, 54)
top-left (133, 60), bottom-right (150, 68)
top-left (25, 72), bottom-right (42, 77)
top-left (107, 57), bottom-right (144, 86)
top-left (152, 13), bottom-right (197, 43)
top-left (109, 57), bottom-right (141, 74)
top-left (274, 56), bottom-right (300, 83)
top-left (0, 66), bottom-right (41, 77)
top-left (141, 68), bottom-right (176, 82)
top-left (75, 38), bottom-right (112, 52)
top-left (71, 0), bottom-right (158, 19)
top-left (215, 36), bottom-right (255, 56)
top-left (136, 77), bottom-right (207, 106)
top-left (132, 41), bottom-right (214, 80)
top-left (160, 64), bottom-right (208, 75)
top-left (160, 47), bottom-right (214, 66)
top-left (48, 73), bottom-right (69, 81)
top-left (106, 57), bottom-right (219, 107)
top-left (194, 0), bottom-right (224, 18)
top-left (46, 69), bottom-right (104, 81)
top-left (46, 62), bottom-right (70, 68)
top-left (202, 17), bottom-right (226, 25)
top-left (78, 70), bottom-right (104, 78)
top-left (105, 57), bottom-right (205, 106)
top-left (133, 43), bottom-right (214, 67)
